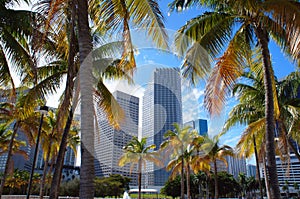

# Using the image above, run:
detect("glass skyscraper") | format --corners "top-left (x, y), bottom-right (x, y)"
top-left (94, 90), bottom-right (139, 185)
top-left (184, 119), bottom-right (208, 136)
top-left (142, 68), bottom-right (182, 187)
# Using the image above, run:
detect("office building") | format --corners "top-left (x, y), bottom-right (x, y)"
top-left (260, 151), bottom-right (300, 194)
top-left (94, 90), bottom-right (139, 185)
top-left (226, 155), bottom-right (247, 178)
top-left (142, 68), bottom-right (182, 187)
top-left (184, 119), bottom-right (208, 136)
top-left (212, 155), bottom-right (247, 179)
top-left (246, 164), bottom-right (257, 178)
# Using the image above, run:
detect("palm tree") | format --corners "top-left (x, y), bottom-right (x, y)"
top-left (119, 136), bottom-right (162, 199)
top-left (201, 135), bottom-right (234, 199)
top-left (161, 123), bottom-right (207, 199)
top-left (161, 124), bottom-right (193, 199)
top-left (0, 90), bottom-right (42, 198)
top-left (0, 124), bottom-right (29, 175)
top-left (238, 173), bottom-right (248, 198)
top-left (276, 72), bottom-right (300, 159)
top-left (0, 124), bottom-right (14, 155)
top-left (77, 0), bottom-right (168, 197)
top-left (0, 0), bottom-right (39, 91)
top-left (36, 0), bottom-right (169, 197)
top-left (169, 1), bottom-right (300, 197)
top-left (223, 71), bottom-right (300, 197)
top-left (39, 110), bottom-right (80, 199)
top-left (223, 70), bottom-right (266, 198)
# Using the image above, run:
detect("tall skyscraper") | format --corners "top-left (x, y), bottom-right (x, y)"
top-left (94, 90), bottom-right (139, 185)
top-left (142, 68), bottom-right (182, 187)
top-left (184, 119), bottom-right (208, 136)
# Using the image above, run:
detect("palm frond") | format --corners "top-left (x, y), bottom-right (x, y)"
top-left (0, 46), bottom-right (16, 90)
top-left (236, 118), bottom-right (266, 158)
top-left (175, 12), bottom-right (234, 58)
top-left (94, 79), bottom-right (125, 130)
top-left (128, 0), bottom-right (169, 49)
top-left (264, 0), bottom-right (300, 63)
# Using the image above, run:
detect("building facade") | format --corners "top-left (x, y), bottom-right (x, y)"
top-left (260, 152), bottom-right (300, 194)
top-left (184, 119), bottom-right (208, 136)
top-left (94, 90), bottom-right (139, 185)
top-left (226, 155), bottom-right (247, 179)
top-left (213, 155), bottom-right (247, 179)
top-left (142, 68), bottom-right (182, 187)
top-left (246, 164), bottom-right (257, 178)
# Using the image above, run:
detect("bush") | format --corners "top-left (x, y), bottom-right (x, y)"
top-left (59, 178), bottom-right (80, 196)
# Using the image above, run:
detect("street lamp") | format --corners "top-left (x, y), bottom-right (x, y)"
top-left (26, 105), bottom-right (49, 199)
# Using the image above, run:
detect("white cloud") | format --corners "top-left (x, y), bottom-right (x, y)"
top-left (222, 134), bottom-right (241, 147)
top-left (181, 82), bottom-right (206, 123)
top-left (207, 114), bottom-right (226, 137)
top-left (104, 79), bottom-right (145, 99)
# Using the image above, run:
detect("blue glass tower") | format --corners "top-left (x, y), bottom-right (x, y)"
top-left (142, 68), bottom-right (182, 187)
top-left (184, 119), bottom-right (208, 136)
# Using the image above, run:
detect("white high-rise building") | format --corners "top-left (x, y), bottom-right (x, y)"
top-left (142, 68), bottom-right (182, 187)
top-left (94, 90), bottom-right (139, 185)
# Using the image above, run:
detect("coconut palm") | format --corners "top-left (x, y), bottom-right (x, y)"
top-left (0, 0), bottom-right (40, 91)
top-left (169, 1), bottom-right (300, 197)
top-left (0, 124), bottom-right (29, 175)
top-left (161, 123), bottom-right (206, 199)
top-left (161, 124), bottom-right (192, 199)
top-left (0, 92), bottom-right (42, 197)
top-left (119, 136), bottom-right (162, 199)
top-left (38, 110), bottom-right (80, 199)
top-left (36, 0), bottom-right (169, 197)
top-left (201, 135), bottom-right (234, 199)
top-left (77, 1), bottom-right (168, 197)
top-left (0, 124), bottom-right (14, 155)
top-left (223, 70), bottom-right (300, 198)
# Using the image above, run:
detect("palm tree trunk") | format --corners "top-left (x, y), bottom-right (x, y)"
top-left (253, 135), bottom-right (263, 199)
top-left (206, 175), bottom-right (209, 199)
top-left (0, 123), bottom-right (18, 198)
top-left (181, 156), bottom-right (185, 199)
top-left (77, 0), bottom-right (95, 198)
top-left (49, 0), bottom-right (77, 197)
top-left (213, 159), bottom-right (218, 199)
top-left (186, 163), bottom-right (191, 199)
top-left (40, 139), bottom-right (52, 199)
top-left (138, 158), bottom-right (142, 199)
top-left (255, 25), bottom-right (281, 199)
top-left (263, 155), bottom-right (271, 199)
top-left (46, 156), bottom-right (56, 196)
top-left (49, 109), bottom-right (74, 199)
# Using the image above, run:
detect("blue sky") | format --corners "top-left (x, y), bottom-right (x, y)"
top-left (104, 1), bottom-right (298, 157)
top-left (154, 2), bottom-right (297, 165)
top-left (17, 1), bottom-right (298, 163)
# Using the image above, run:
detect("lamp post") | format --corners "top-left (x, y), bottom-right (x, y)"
top-left (26, 105), bottom-right (49, 199)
